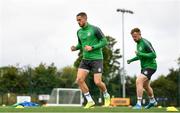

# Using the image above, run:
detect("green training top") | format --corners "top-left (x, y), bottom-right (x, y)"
top-left (129, 38), bottom-right (157, 70)
top-left (75, 23), bottom-right (108, 60)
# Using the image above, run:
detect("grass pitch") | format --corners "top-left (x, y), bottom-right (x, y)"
top-left (0, 106), bottom-right (179, 113)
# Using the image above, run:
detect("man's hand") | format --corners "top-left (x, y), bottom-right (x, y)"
top-left (71, 46), bottom-right (77, 51)
top-left (84, 45), bottom-right (93, 51)
top-left (127, 60), bottom-right (131, 64)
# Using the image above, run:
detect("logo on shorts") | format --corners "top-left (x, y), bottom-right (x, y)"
top-left (98, 68), bottom-right (102, 73)
top-left (144, 71), bottom-right (148, 75)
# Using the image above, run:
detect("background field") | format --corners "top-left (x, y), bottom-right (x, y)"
top-left (0, 106), bottom-right (179, 113)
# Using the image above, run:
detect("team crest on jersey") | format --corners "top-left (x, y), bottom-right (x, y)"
top-left (87, 32), bottom-right (91, 36)
top-left (139, 46), bottom-right (142, 51)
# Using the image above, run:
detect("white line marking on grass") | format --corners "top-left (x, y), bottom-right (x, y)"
top-left (1, 111), bottom-right (176, 113)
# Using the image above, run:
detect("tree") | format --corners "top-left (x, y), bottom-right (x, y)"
top-left (177, 56), bottom-right (180, 106)
top-left (31, 63), bottom-right (59, 94)
top-left (58, 66), bottom-right (77, 88)
top-left (151, 66), bottom-right (179, 106)
top-left (178, 57), bottom-right (180, 67)
top-left (0, 66), bottom-right (27, 94)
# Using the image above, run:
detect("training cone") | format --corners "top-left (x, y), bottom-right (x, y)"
top-left (166, 106), bottom-right (179, 112)
top-left (157, 106), bottom-right (162, 108)
top-left (15, 105), bottom-right (24, 108)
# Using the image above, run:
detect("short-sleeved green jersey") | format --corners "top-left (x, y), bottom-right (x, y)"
top-left (75, 23), bottom-right (108, 60)
top-left (129, 38), bottom-right (157, 70)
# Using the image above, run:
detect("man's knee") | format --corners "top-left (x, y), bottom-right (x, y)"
top-left (94, 79), bottom-right (102, 86)
top-left (143, 85), bottom-right (148, 90)
top-left (136, 75), bottom-right (147, 85)
top-left (76, 69), bottom-right (88, 85)
top-left (76, 77), bottom-right (85, 85)
top-left (136, 78), bottom-right (141, 85)
top-left (94, 73), bottom-right (103, 86)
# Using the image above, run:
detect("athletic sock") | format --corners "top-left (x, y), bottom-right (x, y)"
top-left (84, 92), bottom-right (93, 102)
top-left (103, 90), bottom-right (110, 98)
top-left (149, 96), bottom-right (156, 103)
top-left (137, 97), bottom-right (142, 106)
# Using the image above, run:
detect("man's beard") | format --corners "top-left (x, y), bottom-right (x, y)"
top-left (79, 23), bottom-right (85, 27)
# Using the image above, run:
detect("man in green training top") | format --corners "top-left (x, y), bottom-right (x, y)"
top-left (127, 28), bottom-right (157, 109)
top-left (71, 12), bottom-right (110, 109)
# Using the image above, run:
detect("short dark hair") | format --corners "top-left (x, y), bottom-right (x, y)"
top-left (131, 28), bottom-right (141, 34)
top-left (76, 12), bottom-right (87, 18)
